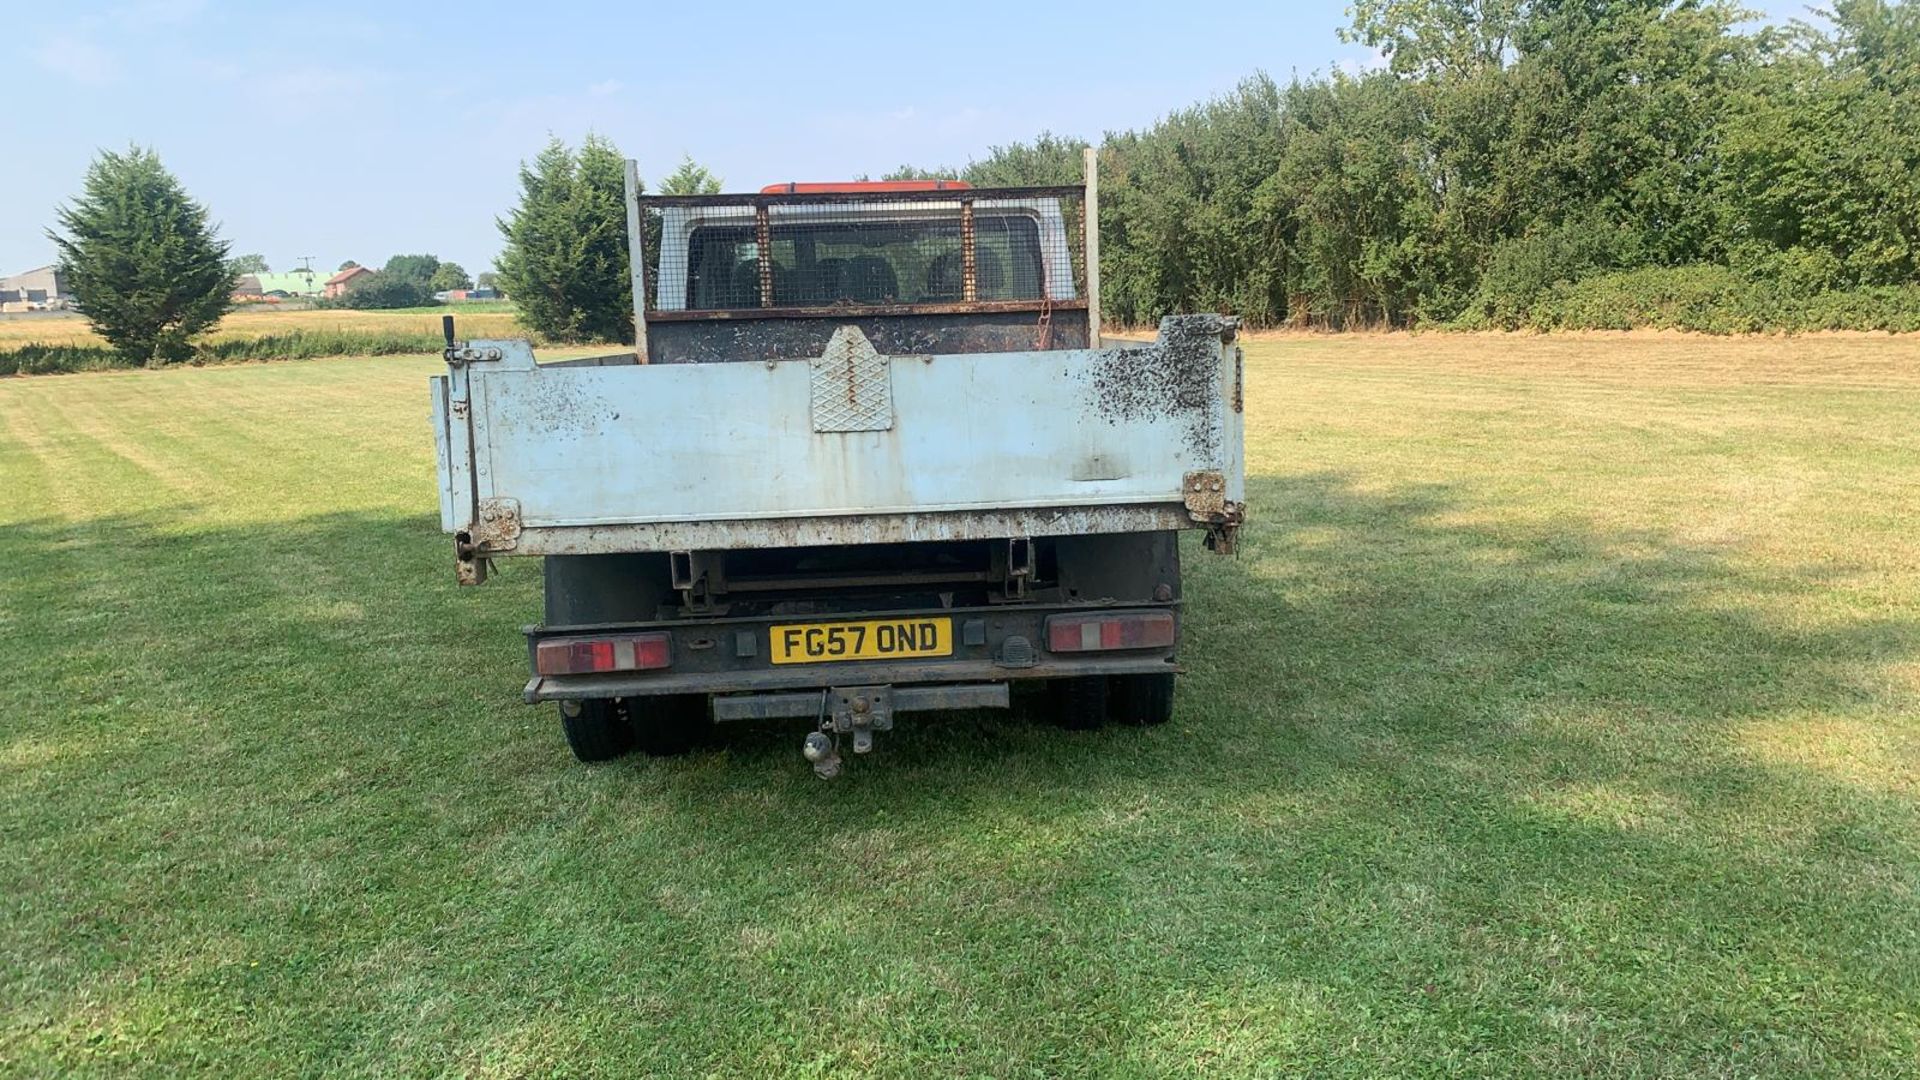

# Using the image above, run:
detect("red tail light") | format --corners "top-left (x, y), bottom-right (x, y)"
top-left (1045, 611), bottom-right (1176, 653)
top-left (534, 633), bottom-right (671, 676)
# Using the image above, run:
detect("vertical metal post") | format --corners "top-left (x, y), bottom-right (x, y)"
top-left (1083, 147), bottom-right (1102, 348)
top-left (624, 159), bottom-right (650, 363)
top-left (960, 197), bottom-right (978, 303)
top-left (442, 359), bottom-right (482, 583)
top-left (754, 204), bottom-right (774, 308)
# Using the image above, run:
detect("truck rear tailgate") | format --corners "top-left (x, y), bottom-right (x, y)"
top-left (432, 314), bottom-right (1244, 566)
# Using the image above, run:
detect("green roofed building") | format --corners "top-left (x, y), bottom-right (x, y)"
top-left (251, 270), bottom-right (323, 297)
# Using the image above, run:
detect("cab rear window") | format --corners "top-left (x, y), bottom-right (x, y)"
top-left (685, 215), bottom-right (1043, 310)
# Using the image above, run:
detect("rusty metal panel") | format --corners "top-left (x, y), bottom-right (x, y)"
top-left (640, 185), bottom-right (1086, 207)
top-left (961, 199), bottom-right (978, 303)
top-left (436, 316), bottom-right (1241, 559)
top-left (507, 505), bottom-right (1194, 555)
top-left (1222, 341), bottom-right (1247, 509)
top-left (647, 309), bottom-right (1089, 364)
top-left (645, 300), bottom-right (1088, 322)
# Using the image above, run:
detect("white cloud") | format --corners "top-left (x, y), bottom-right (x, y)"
top-left (35, 35), bottom-right (119, 85)
top-left (588, 79), bottom-right (624, 98)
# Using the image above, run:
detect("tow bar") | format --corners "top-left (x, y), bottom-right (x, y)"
top-left (802, 685), bottom-right (895, 780)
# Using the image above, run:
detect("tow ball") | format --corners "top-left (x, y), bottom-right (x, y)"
top-left (803, 685), bottom-right (894, 779)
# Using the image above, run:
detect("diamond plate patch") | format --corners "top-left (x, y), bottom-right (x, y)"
top-left (810, 326), bottom-right (893, 432)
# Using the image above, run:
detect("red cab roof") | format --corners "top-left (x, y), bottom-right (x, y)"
top-left (759, 180), bottom-right (971, 194)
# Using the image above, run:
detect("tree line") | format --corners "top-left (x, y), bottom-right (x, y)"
top-left (36, 141), bottom-right (709, 365)
top-left (890, 0), bottom-right (1920, 331)
top-left (333, 254), bottom-right (482, 310)
top-left (227, 253), bottom-right (484, 301)
top-left (42, 151), bottom-right (500, 365)
top-left (500, 1), bottom-right (1917, 340)
top-left (37, 0), bottom-right (1919, 366)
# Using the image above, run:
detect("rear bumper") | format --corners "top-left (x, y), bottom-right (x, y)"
top-left (524, 654), bottom-right (1179, 704)
top-left (521, 602), bottom-right (1178, 703)
top-left (716, 682), bottom-right (1009, 721)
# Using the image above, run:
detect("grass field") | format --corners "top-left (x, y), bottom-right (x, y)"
top-left (2, 333), bottom-right (1917, 1076)
top-left (0, 306), bottom-right (523, 348)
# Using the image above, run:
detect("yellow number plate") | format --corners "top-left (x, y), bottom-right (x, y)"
top-left (769, 617), bottom-right (953, 665)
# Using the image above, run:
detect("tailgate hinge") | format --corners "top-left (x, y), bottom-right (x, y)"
top-left (1183, 470), bottom-right (1245, 555)
top-left (470, 498), bottom-right (522, 550)
top-left (444, 342), bottom-right (505, 368)
top-left (456, 498), bottom-right (521, 585)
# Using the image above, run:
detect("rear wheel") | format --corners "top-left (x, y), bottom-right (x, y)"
top-left (560, 699), bottom-right (632, 762)
top-left (631, 694), bottom-right (709, 757)
top-left (1109, 672), bottom-right (1175, 726)
top-left (1050, 676), bottom-right (1108, 730)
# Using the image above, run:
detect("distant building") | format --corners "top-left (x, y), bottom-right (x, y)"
top-left (251, 270), bottom-right (323, 298)
top-left (0, 265), bottom-right (74, 311)
top-left (324, 266), bottom-right (373, 299)
top-left (231, 274), bottom-right (265, 300)
top-left (432, 287), bottom-right (503, 302)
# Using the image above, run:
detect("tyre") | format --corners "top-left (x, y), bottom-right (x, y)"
top-left (1050, 675), bottom-right (1108, 730)
top-left (1109, 672), bottom-right (1175, 726)
top-left (631, 694), bottom-right (709, 757)
top-left (560, 699), bottom-right (632, 762)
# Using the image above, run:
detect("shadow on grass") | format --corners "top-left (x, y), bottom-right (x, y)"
top-left (4, 472), bottom-right (1916, 1071)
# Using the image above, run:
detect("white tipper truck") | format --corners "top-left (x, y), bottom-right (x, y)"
top-left (432, 155), bottom-right (1244, 776)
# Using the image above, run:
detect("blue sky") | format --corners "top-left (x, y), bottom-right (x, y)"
top-left (2, 0), bottom-right (1816, 278)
